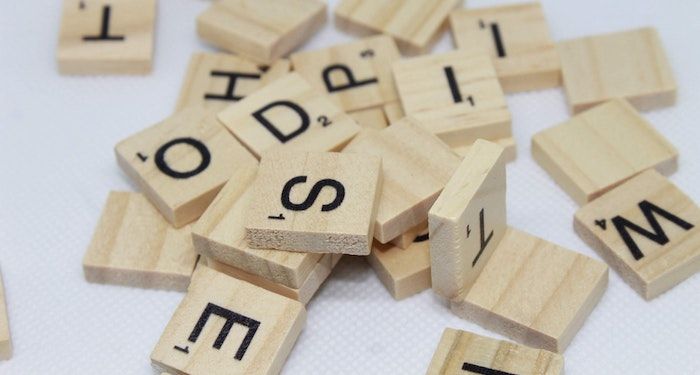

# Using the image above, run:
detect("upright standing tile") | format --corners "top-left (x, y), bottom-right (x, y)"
top-left (344, 119), bottom-right (461, 243)
top-left (453, 137), bottom-right (517, 163)
top-left (335, 0), bottom-right (462, 54)
top-left (176, 53), bottom-right (291, 111)
top-left (208, 253), bottom-right (342, 305)
top-left (349, 107), bottom-right (389, 130)
top-left (116, 107), bottom-right (259, 227)
top-left (368, 226), bottom-right (431, 300)
top-left (575, 170), bottom-right (700, 300)
top-left (218, 73), bottom-right (361, 159)
top-left (193, 176), bottom-right (325, 289)
top-left (245, 152), bottom-right (382, 255)
top-left (383, 101), bottom-right (405, 124)
top-left (429, 140), bottom-right (507, 300)
top-left (83, 192), bottom-right (199, 291)
top-left (291, 35), bottom-right (401, 112)
top-left (0, 270), bottom-right (11, 360)
top-left (558, 27), bottom-right (676, 113)
top-left (57, 0), bottom-right (156, 74)
top-left (151, 266), bottom-right (306, 375)
top-left (449, 2), bottom-right (561, 92)
top-left (532, 99), bottom-right (678, 205)
top-left (197, 0), bottom-right (326, 64)
top-left (426, 328), bottom-right (564, 375)
top-left (393, 51), bottom-right (512, 150)
top-left (451, 228), bottom-right (608, 353)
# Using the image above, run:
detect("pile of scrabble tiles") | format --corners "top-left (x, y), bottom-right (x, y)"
top-left (49, 0), bottom-right (699, 374)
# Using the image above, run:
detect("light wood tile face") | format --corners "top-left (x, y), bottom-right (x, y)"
top-left (335, 0), bottom-right (462, 54)
top-left (192, 173), bottom-right (323, 289)
top-left (217, 73), bottom-right (361, 159)
top-left (116, 107), bottom-right (258, 227)
top-left (390, 221), bottom-right (428, 249)
top-left (383, 101), bottom-right (405, 124)
top-left (197, 0), bottom-right (326, 64)
top-left (208, 253), bottom-right (342, 305)
top-left (558, 27), bottom-right (676, 113)
top-left (575, 170), bottom-right (700, 300)
top-left (429, 140), bottom-right (507, 300)
top-left (532, 99), bottom-right (678, 205)
top-left (151, 266), bottom-right (306, 375)
top-left (368, 227), bottom-right (431, 300)
top-left (451, 228), bottom-right (608, 353)
top-left (343, 119), bottom-right (461, 243)
top-left (453, 137), bottom-right (516, 163)
top-left (426, 328), bottom-right (564, 375)
top-left (450, 2), bottom-right (561, 93)
top-left (0, 270), bottom-right (11, 360)
top-left (245, 152), bottom-right (382, 255)
top-left (349, 107), bottom-right (389, 130)
top-left (176, 53), bottom-right (291, 111)
top-left (393, 51), bottom-right (512, 150)
top-left (57, 0), bottom-right (156, 75)
top-left (83, 192), bottom-right (199, 291)
top-left (291, 35), bottom-right (401, 112)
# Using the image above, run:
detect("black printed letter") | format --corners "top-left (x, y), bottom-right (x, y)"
top-left (154, 138), bottom-right (211, 179)
top-left (83, 5), bottom-right (124, 41)
top-left (281, 176), bottom-right (345, 212)
top-left (322, 64), bottom-right (378, 93)
top-left (204, 71), bottom-right (261, 102)
top-left (252, 101), bottom-right (310, 143)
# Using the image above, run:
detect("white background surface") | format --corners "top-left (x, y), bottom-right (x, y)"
top-left (0, 0), bottom-right (698, 374)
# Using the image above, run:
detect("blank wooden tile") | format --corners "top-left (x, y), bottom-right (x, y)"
top-left (116, 107), bottom-right (258, 227)
top-left (82, 191), bottom-right (199, 291)
top-left (343, 119), bottom-right (461, 243)
top-left (429, 140), bottom-right (507, 300)
top-left (390, 221), bottom-right (427, 249)
top-left (383, 101), bottom-right (405, 124)
top-left (291, 35), bottom-right (401, 112)
top-left (450, 2), bottom-right (561, 92)
top-left (368, 227), bottom-right (431, 300)
top-left (245, 152), bottom-right (382, 255)
top-left (453, 137), bottom-right (517, 164)
top-left (57, 0), bottom-right (156, 75)
top-left (335, 0), bottom-right (462, 55)
top-left (197, 0), bottom-right (326, 64)
top-left (208, 253), bottom-right (342, 305)
top-left (176, 53), bottom-right (291, 111)
top-left (218, 73), bottom-right (361, 159)
top-left (575, 170), bottom-right (700, 300)
top-left (451, 227), bottom-right (608, 353)
top-left (0, 270), bottom-right (11, 360)
top-left (349, 107), bottom-right (388, 130)
top-left (426, 328), bottom-right (564, 375)
top-left (532, 99), bottom-right (678, 205)
top-left (558, 27), bottom-right (676, 113)
top-left (151, 265), bottom-right (305, 375)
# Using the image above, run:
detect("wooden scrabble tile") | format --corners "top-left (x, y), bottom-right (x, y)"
top-left (343, 119), bottom-right (461, 243)
top-left (426, 328), bottom-right (564, 375)
top-left (453, 137), bottom-right (517, 163)
top-left (429, 140), bottom-right (507, 300)
top-left (393, 51), bottom-right (507, 116)
top-left (390, 221), bottom-right (427, 249)
top-left (194, 176), bottom-right (327, 289)
top-left (349, 107), bottom-right (388, 130)
top-left (451, 227), bottom-right (608, 353)
top-left (151, 265), bottom-right (305, 375)
top-left (532, 99), bottom-right (678, 205)
top-left (57, 0), bottom-right (156, 75)
top-left (176, 53), bottom-right (291, 111)
top-left (0, 270), bottom-right (11, 360)
top-left (197, 0), bottom-right (326, 64)
top-left (115, 107), bottom-right (258, 227)
top-left (575, 170), bottom-right (700, 300)
top-left (368, 227), bottom-right (431, 300)
top-left (218, 73), bottom-right (361, 159)
top-left (291, 35), bottom-right (401, 112)
top-left (558, 27), bottom-right (676, 113)
top-left (408, 106), bottom-right (512, 150)
top-left (208, 253), bottom-right (342, 305)
top-left (383, 101), bottom-right (405, 124)
top-left (245, 152), bottom-right (382, 255)
top-left (82, 192), bottom-right (199, 291)
top-left (335, 0), bottom-right (462, 55)
top-left (449, 2), bottom-right (561, 93)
